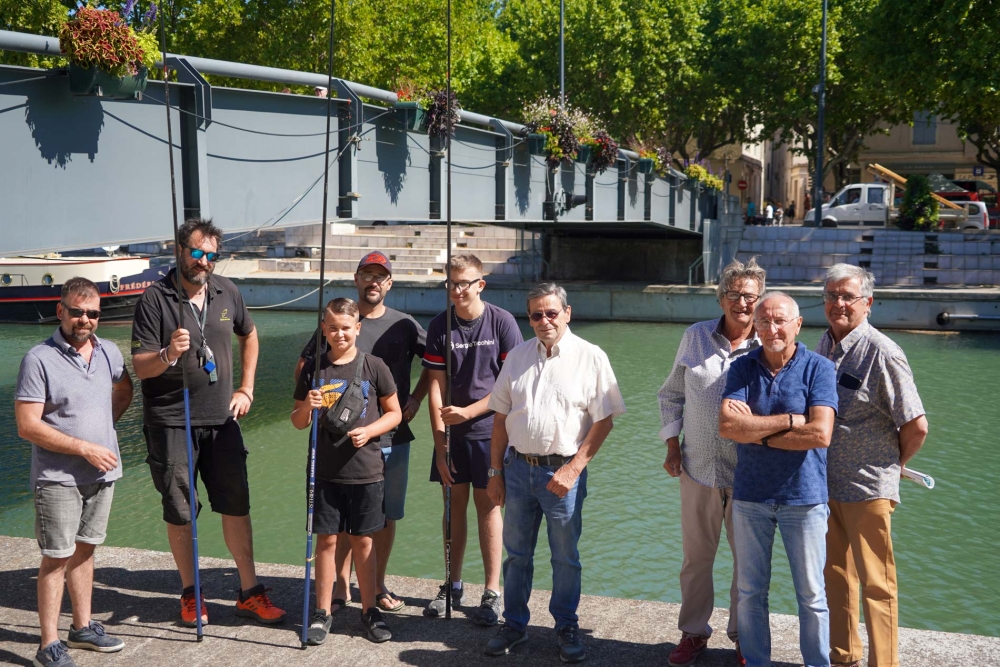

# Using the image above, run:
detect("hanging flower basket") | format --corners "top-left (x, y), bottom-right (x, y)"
top-left (527, 133), bottom-right (548, 154)
top-left (637, 157), bottom-right (655, 174)
top-left (395, 101), bottom-right (428, 133)
top-left (69, 62), bottom-right (148, 99)
top-left (576, 144), bottom-right (592, 164)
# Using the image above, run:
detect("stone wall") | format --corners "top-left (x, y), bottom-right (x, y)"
top-left (548, 237), bottom-right (702, 283)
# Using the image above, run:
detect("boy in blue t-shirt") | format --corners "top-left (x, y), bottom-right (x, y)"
top-left (292, 298), bottom-right (401, 644)
top-left (422, 253), bottom-right (523, 623)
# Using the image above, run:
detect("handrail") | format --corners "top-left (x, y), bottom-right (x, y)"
top-left (687, 255), bottom-right (704, 286)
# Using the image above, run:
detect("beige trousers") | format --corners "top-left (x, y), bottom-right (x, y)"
top-left (677, 471), bottom-right (738, 641)
top-left (825, 498), bottom-right (899, 667)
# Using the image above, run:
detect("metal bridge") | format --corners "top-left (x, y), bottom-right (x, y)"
top-left (0, 30), bottom-right (722, 257)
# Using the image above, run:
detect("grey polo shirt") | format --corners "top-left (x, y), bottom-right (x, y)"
top-left (816, 320), bottom-right (925, 503)
top-left (15, 328), bottom-right (127, 488)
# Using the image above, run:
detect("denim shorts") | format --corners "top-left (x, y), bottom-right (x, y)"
top-left (382, 442), bottom-right (410, 521)
top-left (34, 482), bottom-right (115, 558)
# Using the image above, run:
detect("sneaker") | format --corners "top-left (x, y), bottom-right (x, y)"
top-left (66, 621), bottom-right (124, 653)
top-left (557, 625), bottom-right (586, 663)
top-left (832, 662), bottom-right (862, 667)
top-left (235, 585), bottom-right (287, 624)
top-left (734, 640), bottom-right (746, 667)
top-left (424, 582), bottom-right (464, 617)
top-left (668, 632), bottom-right (708, 667)
top-left (485, 624), bottom-right (528, 656)
top-left (180, 588), bottom-right (208, 628)
top-left (361, 607), bottom-right (392, 643)
top-left (33, 641), bottom-right (77, 667)
top-left (473, 589), bottom-right (502, 627)
top-left (305, 609), bottom-right (333, 646)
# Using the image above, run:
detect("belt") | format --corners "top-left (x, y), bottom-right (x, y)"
top-left (512, 449), bottom-right (574, 467)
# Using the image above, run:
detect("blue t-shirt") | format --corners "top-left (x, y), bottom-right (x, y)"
top-left (423, 302), bottom-right (523, 441)
top-left (723, 343), bottom-right (838, 505)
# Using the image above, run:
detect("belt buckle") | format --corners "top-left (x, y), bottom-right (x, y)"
top-left (525, 453), bottom-right (540, 466)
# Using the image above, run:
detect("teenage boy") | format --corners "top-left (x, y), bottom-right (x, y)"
top-left (292, 298), bottom-right (402, 644)
top-left (423, 254), bottom-right (523, 624)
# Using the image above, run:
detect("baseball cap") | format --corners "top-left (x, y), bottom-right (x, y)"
top-left (357, 250), bottom-right (392, 274)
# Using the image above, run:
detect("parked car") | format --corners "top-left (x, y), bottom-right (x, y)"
top-left (952, 179), bottom-right (999, 227)
top-left (951, 201), bottom-right (989, 230)
top-left (804, 183), bottom-right (889, 226)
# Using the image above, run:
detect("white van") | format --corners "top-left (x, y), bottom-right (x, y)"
top-left (804, 183), bottom-right (890, 227)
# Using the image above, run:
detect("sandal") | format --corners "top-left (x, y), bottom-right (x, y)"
top-left (331, 598), bottom-right (348, 615)
top-left (376, 592), bottom-right (406, 612)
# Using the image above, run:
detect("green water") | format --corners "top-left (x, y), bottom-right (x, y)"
top-left (1, 313), bottom-right (998, 637)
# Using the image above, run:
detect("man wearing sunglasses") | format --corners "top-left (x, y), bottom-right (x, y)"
top-left (719, 292), bottom-right (839, 667)
top-left (131, 218), bottom-right (285, 628)
top-left (15, 277), bottom-right (134, 667)
top-left (483, 282), bottom-right (625, 662)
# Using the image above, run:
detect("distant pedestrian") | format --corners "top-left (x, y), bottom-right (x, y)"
top-left (15, 277), bottom-right (134, 667)
top-left (764, 202), bottom-right (774, 225)
top-left (746, 200), bottom-right (756, 225)
top-left (719, 292), bottom-right (838, 667)
top-left (775, 204), bottom-right (784, 227)
top-left (788, 201), bottom-right (797, 221)
top-left (817, 264), bottom-right (928, 667)
top-left (484, 283), bottom-right (626, 663)
top-left (804, 193), bottom-right (812, 214)
top-left (131, 218), bottom-right (285, 628)
top-left (658, 258), bottom-right (766, 667)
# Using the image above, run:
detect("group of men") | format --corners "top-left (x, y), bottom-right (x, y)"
top-left (15, 216), bottom-right (925, 667)
top-left (660, 259), bottom-right (927, 667)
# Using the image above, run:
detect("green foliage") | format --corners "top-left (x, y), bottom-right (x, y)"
top-left (133, 30), bottom-right (161, 72)
top-left (0, 0), bottom-right (69, 69)
top-left (898, 175), bottom-right (939, 231)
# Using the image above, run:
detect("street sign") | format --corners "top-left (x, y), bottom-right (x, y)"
top-left (973, 166), bottom-right (985, 177)
top-left (737, 179), bottom-right (748, 190)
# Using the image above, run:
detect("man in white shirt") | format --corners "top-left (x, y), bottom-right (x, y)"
top-left (764, 202), bottom-right (774, 226)
top-left (483, 283), bottom-right (626, 663)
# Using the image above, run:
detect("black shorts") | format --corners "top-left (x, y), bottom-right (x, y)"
top-left (429, 437), bottom-right (491, 489)
top-left (313, 479), bottom-right (385, 537)
top-left (143, 420), bottom-right (250, 526)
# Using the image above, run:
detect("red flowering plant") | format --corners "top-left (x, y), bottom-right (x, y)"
top-left (522, 96), bottom-right (582, 168)
top-left (59, 4), bottom-right (158, 78)
top-left (578, 129), bottom-right (620, 175)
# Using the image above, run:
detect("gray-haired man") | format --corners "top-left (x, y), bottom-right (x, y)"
top-left (15, 277), bottom-right (134, 667)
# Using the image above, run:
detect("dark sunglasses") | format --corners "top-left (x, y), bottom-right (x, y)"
top-left (186, 245), bottom-right (221, 262)
top-left (62, 303), bottom-right (101, 319)
top-left (529, 309), bottom-right (564, 323)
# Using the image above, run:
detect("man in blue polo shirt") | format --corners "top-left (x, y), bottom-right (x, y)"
top-left (719, 292), bottom-right (838, 667)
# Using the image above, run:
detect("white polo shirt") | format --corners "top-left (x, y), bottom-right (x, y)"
top-left (488, 328), bottom-right (626, 457)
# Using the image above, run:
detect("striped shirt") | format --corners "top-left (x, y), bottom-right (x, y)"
top-left (16, 328), bottom-right (127, 488)
top-left (658, 317), bottom-right (759, 488)
top-left (489, 329), bottom-right (626, 456)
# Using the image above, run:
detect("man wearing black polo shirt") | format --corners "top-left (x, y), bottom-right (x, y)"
top-left (131, 218), bottom-right (285, 627)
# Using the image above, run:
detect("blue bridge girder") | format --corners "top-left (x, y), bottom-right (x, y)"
top-left (0, 30), bottom-right (718, 256)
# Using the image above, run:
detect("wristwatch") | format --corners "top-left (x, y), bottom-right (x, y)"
top-left (487, 467), bottom-right (504, 478)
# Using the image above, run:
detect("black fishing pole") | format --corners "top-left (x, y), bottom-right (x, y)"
top-left (159, 7), bottom-right (202, 643)
top-left (444, 0), bottom-right (454, 621)
top-left (301, 0), bottom-right (337, 648)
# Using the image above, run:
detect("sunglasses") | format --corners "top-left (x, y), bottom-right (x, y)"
top-left (529, 309), bottom-right (564, 323)
top-left (186, 245), bottom-right (221, 262)
top-left (62, 303), bottom-right (101, 319)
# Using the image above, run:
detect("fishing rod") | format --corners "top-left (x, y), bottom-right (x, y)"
top-left (301, 0), bottom-right (337, 648)
top-left (444, 0), bottom-right (454, 621)
top-left (159, 7), bottom-right (203, 643)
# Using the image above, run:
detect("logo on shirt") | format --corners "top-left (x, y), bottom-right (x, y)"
top-left (131, 339), bottom-right (141, 350)
top-left (220, 308), bottom-right (230, 322)
top-left (451, 339), bottom-right (495, 350)
top-left (319, 379), bottom-right (370, 419)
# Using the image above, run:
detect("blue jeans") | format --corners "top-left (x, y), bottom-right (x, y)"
top-left (501, 454), bottom-right (587, 633)
top-left (381, 443), bottom-right (410, 521)
top-left (732, 500), bottom-right (830, 667)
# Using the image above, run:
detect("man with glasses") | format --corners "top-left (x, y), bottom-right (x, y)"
top-left (295, 250), bottom-right (429, 618)
top-left (483, 283), bottom-right (625, 662)
top-left (658, 257), bottom-right (766, 667)
top-left (423, 253), bottom-right (522, 623)
top-left (719, 292), bottom-right (838, 667)
top-left (16, 277), bottom-right (134, 667)
top-left (131, 218), bottom-right (285, 627)
top-left (816, 264), bottom-right (928, 667)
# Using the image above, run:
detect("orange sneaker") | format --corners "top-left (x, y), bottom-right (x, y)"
top-left (234, 585), bottom-right (286, 624)
top-left (180, 589), bottom-right (208, 628)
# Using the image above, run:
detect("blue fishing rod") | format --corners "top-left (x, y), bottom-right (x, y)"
top-left (159, 8), bottom-right (202, 643)
top-left (301, 0), bottom-right (337, 648)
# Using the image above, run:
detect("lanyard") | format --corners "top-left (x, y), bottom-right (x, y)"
top-left (187, 289), bottom-right (210, 349)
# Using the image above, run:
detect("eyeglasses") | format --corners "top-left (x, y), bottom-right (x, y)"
top-left (754, 318), bottom-right (797, 331)
top-left (357, 271), bottom-right (390, 284)
top-left (822, 292), bottom-right (865, 306)
top-left (61, 303), bottom-right (101, 319)
top-left (185, 245), bottom-right (221, 262)
top-left (529, 308), bottom-right (564, 323)
top-left (724, 291), bottom-right (760, 304)
top-left (447, 278), bottom-right (482, 292)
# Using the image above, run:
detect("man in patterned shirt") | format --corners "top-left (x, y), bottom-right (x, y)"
top-left (816, 264), bottom-right (928, 667)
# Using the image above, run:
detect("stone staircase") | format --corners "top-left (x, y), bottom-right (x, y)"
top-left (260, 223), bottom-right (540, 278)
top-left (736, 226), bottom-right (1000, 286)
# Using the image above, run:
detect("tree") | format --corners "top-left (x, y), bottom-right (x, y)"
top-left (0, 0), bottom-right (72, 69)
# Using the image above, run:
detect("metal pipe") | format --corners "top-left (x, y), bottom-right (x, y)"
top-left (937, 312), bottom-right (1000, 325)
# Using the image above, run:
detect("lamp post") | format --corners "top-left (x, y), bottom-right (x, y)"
top-left (813, 0), bottom-right (828, 226)
top-left (559, 0), bottom-right (565, 108)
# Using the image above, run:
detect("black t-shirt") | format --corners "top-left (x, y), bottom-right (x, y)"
top-left (300, 307), bottom-right (426, 446)
top-left (294, 352), bottom-right (396, 484)
top-left (131, 269), bottom-right (255, 427)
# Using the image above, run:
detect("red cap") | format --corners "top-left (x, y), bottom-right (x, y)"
top-left (357, 250), bottom-right (392, 274)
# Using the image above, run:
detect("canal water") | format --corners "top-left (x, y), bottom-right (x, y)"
top-left (1, 312), bottom-right (998, 637)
